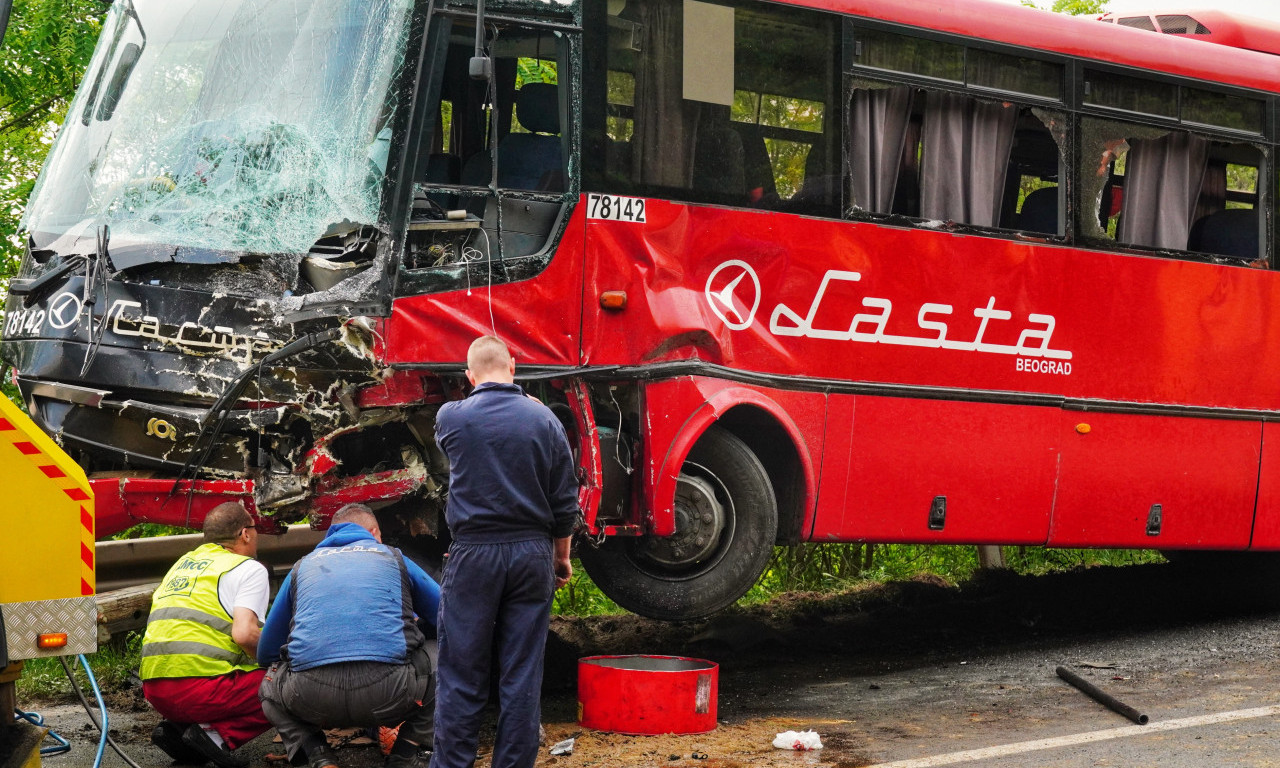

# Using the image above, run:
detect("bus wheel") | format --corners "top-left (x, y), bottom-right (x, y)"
top-left (579, 426), bottom-right (777, 621)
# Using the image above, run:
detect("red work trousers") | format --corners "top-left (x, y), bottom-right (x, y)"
top-left (143, 669), bottom-right (271, 749)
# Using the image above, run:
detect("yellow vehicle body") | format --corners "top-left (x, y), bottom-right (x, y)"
top-left (0, 394), bottom-right (97, 663)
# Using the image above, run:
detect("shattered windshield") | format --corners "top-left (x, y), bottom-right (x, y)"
top-left (23, 0), bottom-right (414, 260)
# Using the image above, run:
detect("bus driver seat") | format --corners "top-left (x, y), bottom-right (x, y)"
top-left (463, 82), bottom-right (564, 192)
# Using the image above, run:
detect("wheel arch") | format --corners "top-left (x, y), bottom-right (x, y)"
top-left (647, 385), bottom-right (814, 542)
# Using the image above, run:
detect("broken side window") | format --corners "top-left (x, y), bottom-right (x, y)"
top-left (397, 11), bottom-right (574, 297)
top-left (844, 80), bottom-right (1063, 234)
top-left (843, 26), bottom-right (1066, 233)
top-left (1079, 117), bottom-right (1264, 264)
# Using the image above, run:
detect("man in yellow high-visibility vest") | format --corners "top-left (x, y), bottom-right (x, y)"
top-left (140, 502), bottom-right (272, 768)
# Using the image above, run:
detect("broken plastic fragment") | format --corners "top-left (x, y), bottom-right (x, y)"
top-left (549, 738), bottom-right (574, 756)
top-left (772, 730), bottom-right (823, 750)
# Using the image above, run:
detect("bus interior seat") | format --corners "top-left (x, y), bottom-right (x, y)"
top-left (1189, 207), bottom-right (1259, 260)
top-left (1017, 186), bottom-right (1059, 234)
top-left (730, 123), bottom-right (776, 203)
top-left (499, 82), bottom-right (563, 191)
top-left (692, 122), bottom-right (746, 198)
top-left (791, 142), bottom-right (839, 213)
top-left (460, 82), bottom-right (563, 192)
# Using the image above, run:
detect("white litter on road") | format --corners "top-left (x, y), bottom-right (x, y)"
top-left (772, 730), bottom-right (823, 750)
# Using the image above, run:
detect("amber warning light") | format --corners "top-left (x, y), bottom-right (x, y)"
top-left (599, 291), bottom-right (627, 310)
top-left (37, 633), bottom-right (69, 649)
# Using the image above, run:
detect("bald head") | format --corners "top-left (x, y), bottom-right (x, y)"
top-left (465, 335), bottom-right (515, 385)
top-left (204, 502), bottom-right (253, 544)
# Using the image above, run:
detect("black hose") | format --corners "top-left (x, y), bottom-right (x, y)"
top-left (59, 655), bottom-right (145, 768)
top-left (169, 326), bottom-right (344, 497)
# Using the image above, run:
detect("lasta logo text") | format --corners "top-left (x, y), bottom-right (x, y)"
top-left (705, 262), bottom-right (1073, 376)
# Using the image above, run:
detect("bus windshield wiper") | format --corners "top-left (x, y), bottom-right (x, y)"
top-left (79, 225), bottom-right (113, 376)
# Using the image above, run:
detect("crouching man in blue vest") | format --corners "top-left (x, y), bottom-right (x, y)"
top-left (258, 504), bottom-right (440, 768)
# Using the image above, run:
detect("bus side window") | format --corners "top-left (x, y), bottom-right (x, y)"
top-left (1081, 118), bottom-right (1264, 264)
top-left (845, 28), bottom-right (1067, 232)
top-left (590, 0), bottom-right (836, 212)
top-left (1188, 159), bottom-right (1264, 265)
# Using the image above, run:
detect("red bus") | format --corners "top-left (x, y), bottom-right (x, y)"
top-left (1098, 9), bottom-right (1280, 55)
top-left (3, 0), bottom-right (1280, 619)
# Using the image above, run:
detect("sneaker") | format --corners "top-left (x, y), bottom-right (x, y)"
top-left (307, 744), bottom-right (341, 768)
top-left (384, 749), bottom-right (431, 768)
top-left (181, 724), bottom-right (249, 768)
top-left (150, 721), bottom-right (207, 765)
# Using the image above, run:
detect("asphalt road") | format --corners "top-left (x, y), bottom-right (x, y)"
top-left (19, 561), bottom-right (1280, 767)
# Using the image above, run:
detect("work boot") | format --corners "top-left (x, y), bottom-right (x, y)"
top-left (150, 720), bottom-right (207, 765)
top-left (384, 738), bottom-right (430, 768)
top-left (181, 724), bottom-right (248, 768)
top-left (308, 744), bottom-right (341, 768)
top-left (384, 749), bottom-right (430, 768)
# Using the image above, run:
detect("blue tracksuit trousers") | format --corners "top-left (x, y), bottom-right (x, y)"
top-left (430, 538), bottom-right (554, 768)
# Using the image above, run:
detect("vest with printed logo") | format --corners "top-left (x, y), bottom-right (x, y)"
top-left (140, 542), bottom-right (258, 680)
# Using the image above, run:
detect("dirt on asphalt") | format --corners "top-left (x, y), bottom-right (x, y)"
top-left (23, 558), bottom-right (1280, 768)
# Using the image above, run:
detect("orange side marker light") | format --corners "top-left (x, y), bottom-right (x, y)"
top-left (37, 633), bottom-right (69, 650)
top-left (600, 291), bottom-right (627, 311)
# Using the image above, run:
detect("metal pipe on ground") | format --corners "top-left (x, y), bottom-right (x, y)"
top-left (1056, 665), bottom-right (1149, 725)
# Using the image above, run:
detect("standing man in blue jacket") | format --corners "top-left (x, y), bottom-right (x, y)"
top-left (430, 335), bottom-right (579, 768)
top-left (258, 504), bottom-right (440, 768)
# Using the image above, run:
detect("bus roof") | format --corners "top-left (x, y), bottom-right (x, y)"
top-left (1097, 9), bottom-right (1280, 57)
top-left (778, 0), bottom-right (1280, 94)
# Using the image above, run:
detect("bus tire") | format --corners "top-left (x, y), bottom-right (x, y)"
top-left (578, 425), bottom-right (778, 621)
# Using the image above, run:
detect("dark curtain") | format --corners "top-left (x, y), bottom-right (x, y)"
top-left (1118, 131), bottom-right (1210, 250)
top-left (847, 86), bottom-right (914, 214)
top-left (919, 93), bottom-right (1018, 227)
top-left (632, 0), bottom-right (700, 188)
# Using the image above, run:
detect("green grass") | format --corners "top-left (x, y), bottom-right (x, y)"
top-left (557, 544), bottom-right (1165, 614)
top-left (15, 632), bottom-right (141, 703)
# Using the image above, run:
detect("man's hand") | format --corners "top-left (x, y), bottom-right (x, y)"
top-left (554, 557), bottom-right (572, 590)
top-left (553, 536), bottom-right (572, 590)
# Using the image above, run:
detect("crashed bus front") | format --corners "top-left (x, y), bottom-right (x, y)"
top-left (3, 0), bottom-right (450, 539)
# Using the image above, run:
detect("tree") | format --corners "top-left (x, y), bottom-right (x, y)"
top-left (0, 0), bottom-right (104, 405)
top-left (0, 0), bottom-right (106, 287)
top-left (1021, 0), bottom-right (1109, 15)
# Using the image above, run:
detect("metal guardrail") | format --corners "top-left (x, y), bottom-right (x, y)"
top-left (95, 525), bottom-right (325, 592)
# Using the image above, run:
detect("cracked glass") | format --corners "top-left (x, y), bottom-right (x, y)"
top-left (23, 0), bottom-right (414, 261)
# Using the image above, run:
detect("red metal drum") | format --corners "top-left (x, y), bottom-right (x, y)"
top-left (577, 655), bottom-right (718, 735)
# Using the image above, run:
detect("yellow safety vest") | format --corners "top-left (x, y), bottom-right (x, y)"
top-left (140, 542), bottom-right (258, 680)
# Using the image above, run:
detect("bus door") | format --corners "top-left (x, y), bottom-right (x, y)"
top-left (387, 6), bottom-right (582, 367)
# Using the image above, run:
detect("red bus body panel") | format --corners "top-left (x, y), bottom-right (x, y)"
top-left (1050, 413), bottom-right (1260, 549)
top-left (818, 396), bottom-right (1059, 545)
top-left (573, 198), bottom-right (1279, 548)
top-left (581, 200), bottom-right (1280, 410)
top-left (799, 0), bottom-right (1280, 92)
top-left (382, 209), bottom-right (587, 367)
